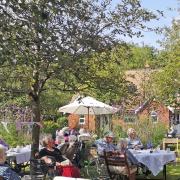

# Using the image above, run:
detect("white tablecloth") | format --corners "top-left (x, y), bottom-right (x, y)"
top-left (130, 149), bottom-right (176, 176)
top-left (54, 177), bottom-right (90, 180)
top-left (7, 147), bottom-right (31, 164)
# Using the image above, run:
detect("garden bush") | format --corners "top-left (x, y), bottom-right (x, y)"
top-left (42, 120), bottom-right (60, 134)
top-left (0, 123), bottom-right (31, 147)
top-left (41, 116), bottom-right (68, 135)
top-left (129, 118), bottom-right (167, 148)
top-left (113, 118), bottom-right (168, 148)
top-left (114, 125), bottom-right (127, 139)
top-left (56, 116), bottom-right (68, 128)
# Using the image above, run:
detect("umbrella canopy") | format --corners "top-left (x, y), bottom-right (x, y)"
top-left (59, 96), bottom-right (117, 115)
top-left (58, 96), bottom-right (118, 128)
top-left (61, 127), bottom-right (69, 132)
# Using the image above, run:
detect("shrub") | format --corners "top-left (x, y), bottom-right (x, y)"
top-left (56, 116), bottom-right (68, 128)
top-left (113, 118), bottom-right (168, 148)
top-left (0, 124), bottom-right (31, 147)
top-left (41, 120), bottom-right (60, 134)
top-left (42, 116), bottom-right (68, 135)
top-left (114, 125), bottom-right (127, 139)
top-left (131, 118), bottom-right (167, 147)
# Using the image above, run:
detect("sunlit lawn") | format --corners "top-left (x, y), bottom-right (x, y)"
top-left (166, 163), bottom-right (180, 180)
top-left (81, 162), bottom-right (180, 180)
top-left (136, 163), bottom-right (180, 180)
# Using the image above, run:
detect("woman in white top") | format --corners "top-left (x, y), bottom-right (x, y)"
top-left (126, 128), bottom-right (143, 149)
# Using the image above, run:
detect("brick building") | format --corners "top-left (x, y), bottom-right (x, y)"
top-left (68, 114), bottom-right (112, 135)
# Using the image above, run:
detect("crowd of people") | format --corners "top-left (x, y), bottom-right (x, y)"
top-left (0, 126), bottom-right (159, 179)
top-left (37, 126), bottom-right (149, 179)
top-left (36, 127), bottom-right (143, 178)
top-left (36, 127), bottom-right (92, 178)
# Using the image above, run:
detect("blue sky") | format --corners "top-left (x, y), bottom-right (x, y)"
top-left (114, 0), bottom-right (179, 49)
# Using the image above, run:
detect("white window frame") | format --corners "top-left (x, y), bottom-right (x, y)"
top-left (79, 115), bottom-right (85, 125)
top-left (150, 111), bottom-right (158, 122)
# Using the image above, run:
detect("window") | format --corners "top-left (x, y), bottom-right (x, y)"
top-left (104, 116), bottom-right (109, 125)
top-left (150, 111), bottom-right (158, 122)
top-left (79, 115), bottom-right (85, 124)
top-left (124, 115), bottom-right (136, 123)
top-left (173, 111), bottom-right (180, 125)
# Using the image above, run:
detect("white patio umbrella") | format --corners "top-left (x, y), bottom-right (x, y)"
top-left (58, 96), bottom-right (118, 128)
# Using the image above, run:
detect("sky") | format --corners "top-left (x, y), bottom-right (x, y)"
top-left (114, 0), bottom-right (179, 49)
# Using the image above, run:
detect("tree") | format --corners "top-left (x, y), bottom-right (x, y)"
top-left (149, 19), bottom-right (180, 105)
top-left (124, 45), bottom-right (158, 69)
top-left (0, 0), bottom-right (160, 157)
top-left (150, 61), bottom-right (180, 105)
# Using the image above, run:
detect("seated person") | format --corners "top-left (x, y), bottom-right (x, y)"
top-left (39, 134), bottom-right (80, 178)
top-left (95, 131), bottom-right (117, 155)
top-left (0, 138), bottom-right (9, 150)
top-left (69, 128), bottom-right (79, 136)
top-left (0, 144), bottom-right (20, 180)
top-left (39, 134), bottom-right (70, 167)
top-left (126, 128), bottom-right (143, 150)
top-left (64, 135), bottom-right (81, 167)
top-left (55, 135), bottom-right (69, 156)
top-left (64, 132), bottom-right (69, 143)
top-left (107, 139), bottom-right (138, 180)
top-left (65, 135), bottom-right (77, 161)
top-left (78, 128), bottom-right (91, 141)
top-left (167, 125), bottom-right (177, 138)
top-left (55, 135), bottom-right (65, 149)
top-left (117, 139), bottom-right (139, 166)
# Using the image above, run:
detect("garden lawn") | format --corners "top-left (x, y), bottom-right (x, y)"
top-left (80, 163), bottom-right (180, 179)
top-left (166, 163), bottom-right (180, 180)
top-left (136, 163), bottom-right (180, 180)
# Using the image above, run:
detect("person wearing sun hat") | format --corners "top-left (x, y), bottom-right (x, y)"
top-left (95, 131), bottom-right (117, 155)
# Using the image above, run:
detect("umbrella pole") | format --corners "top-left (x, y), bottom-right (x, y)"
top-left (87, 107), bottom-right (90, 129)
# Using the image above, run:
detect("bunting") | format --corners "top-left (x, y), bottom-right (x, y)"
top-left (1, 121), bottom-right (10, 133)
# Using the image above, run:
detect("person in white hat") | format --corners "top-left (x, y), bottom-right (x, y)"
top-left (95, 131), bottom-right (117, 155)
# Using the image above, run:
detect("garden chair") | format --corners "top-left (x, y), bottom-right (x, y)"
top-left (104, 151), bottom-right (137, 180)
top-left (58, 143), bottom-right (69, 155)
top-left (64, 141), bottom-right (82, 168)
top-left (81, 146), bottom-right (109, 179)
top-left (30, 156), bottom-right (56, 180)
top-left (30, 158), bottom-right (48, 180)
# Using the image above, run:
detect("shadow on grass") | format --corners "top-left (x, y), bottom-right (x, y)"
top-left (136, 164), bottom-right (180, 180)
top-left (80, 163), bottom-right (180, 180)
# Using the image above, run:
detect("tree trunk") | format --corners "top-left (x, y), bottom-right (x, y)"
top-left (31, 95), bottom-right (41, 156)
top-left (30, 93), bottom-right (41, 177)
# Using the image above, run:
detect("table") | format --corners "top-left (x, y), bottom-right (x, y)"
top-left (6, 146), bottom-right (31, 169)
top-left (7, 151), bottom-right (31, 164)
top-left (130, 149), bottom-right (176, 179)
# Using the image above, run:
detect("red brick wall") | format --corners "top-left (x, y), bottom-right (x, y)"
top-left (112, 101), bottom-right (170, 128)
top-left (138, 101), bottom-right (169, 125)
top-left (68, 101), bottom-right (170, 131)
top-left (68, 114), bottom-right (96, 131)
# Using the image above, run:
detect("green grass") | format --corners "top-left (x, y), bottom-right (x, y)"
top-left (80, 163), bottom-right (180, 180)
top-left (134, 163), bottom-right (180, 180)
top-left (166, 163), bottom-right (180, 180)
